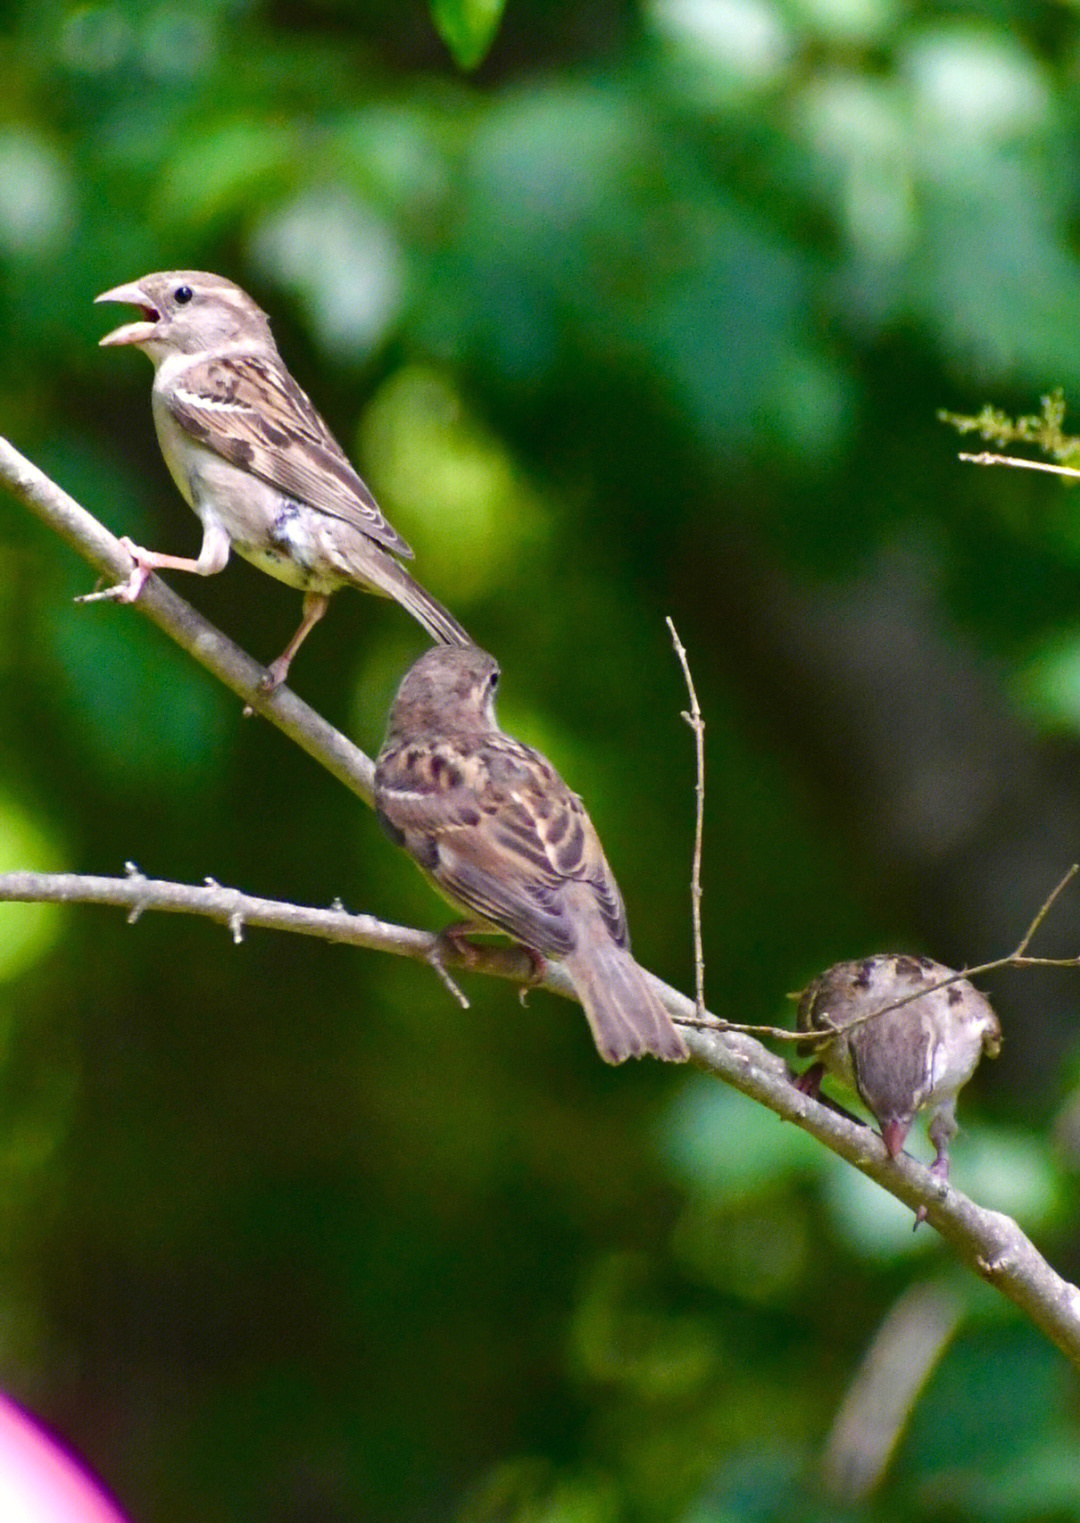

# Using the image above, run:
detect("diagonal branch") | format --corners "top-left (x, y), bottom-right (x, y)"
top-left (0, 436), bottom-right (375, 806)
top-left (3, 437), bottom-right (1080, 1368)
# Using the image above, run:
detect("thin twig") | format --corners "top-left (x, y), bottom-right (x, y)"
top-left (709, 862), bottom-right (1080, 1044)
top-left (822, 1281), bottom-right (964, 1501)
top-left (0, 867), bottom-right (549, 991)
top-left (667, 616), bottom-right (706, 1019)
top-left (1012, 862), bottom-right (1079, 954)
top-left (960, 451), bottom-right (1080, 481)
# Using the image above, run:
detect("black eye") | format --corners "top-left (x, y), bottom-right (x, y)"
top-left (174, 285), bottom-right (193, 305)
top-left (487, 669), bottom-right (500, 692)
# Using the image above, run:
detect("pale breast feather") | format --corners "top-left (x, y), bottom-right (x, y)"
top-left (166, 351), bottom-right (414, 558)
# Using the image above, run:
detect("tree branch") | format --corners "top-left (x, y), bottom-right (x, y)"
top-left (960, 450), bottom-right (1080, 480)
top-left (4, 436), bottom-right (1080, 1367)
top-left (0, 437), bottom-right (375, 806)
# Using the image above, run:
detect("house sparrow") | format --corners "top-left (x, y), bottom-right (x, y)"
top-left (796, 953), bottom-right (1001, 1187)
top-left (89, 270), bottom-right (470, 690)
top-left (374, 646), bottom-right (690, 1065)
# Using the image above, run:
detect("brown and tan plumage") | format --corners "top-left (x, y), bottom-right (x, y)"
top-left (89, 270), bottom-right (469, 690)
top-left (163, 348), bottom-right (411, 554)
top-left (796, 954), bottom-right (1001, 1185)
top-left (374, 646), bottom-right (689, 1065)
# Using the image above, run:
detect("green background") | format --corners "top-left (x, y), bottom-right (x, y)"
top-left (1, 0), bottom-right (1079, 1518)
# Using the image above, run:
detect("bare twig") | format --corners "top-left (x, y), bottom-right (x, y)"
top-left (0, 866), bottom-right (543, 990)
top-left (1010, 861), bottom-right (1080, 956)
top-left (960, 451), bottom-right (1080, 481)
top-left (709, 862), bottom-right (1080, 1044)
top-left (5, 439), bottom-right (1080, 1366)
top-left (667, 616), bottom-right (706, 1018)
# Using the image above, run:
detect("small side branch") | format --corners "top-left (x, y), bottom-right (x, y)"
top-left (667, 617), bottom-right (706, 1018)
top-left (960, 451), bottom-right (1080, 481)
top-left (717, 862), bottom-right (1080, 1045)
top-left (0, 867), bottom-right (542, 988)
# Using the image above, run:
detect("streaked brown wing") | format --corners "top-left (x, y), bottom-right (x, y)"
top-left (432, 835), bottom-right (576, 956)
top-left (166, 352), bottom-right (413, 557)
top-left (452, 739), bottom-right (628, 954)
top-left (375, 741), bottom-right (489, 830)
top-left (376, 735), bottom-right (632, 956)
top-left (490, 739), bottom-right (629, 948)
top-left (375, 737), bottom-right (591, 956)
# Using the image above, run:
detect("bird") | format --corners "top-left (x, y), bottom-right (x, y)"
top-left (88, 270), bottom-right (470, 691)
top-left (795, 953), bottom-right (1001, 1191)
top-left (373, 646), bottom-right (690, 1065)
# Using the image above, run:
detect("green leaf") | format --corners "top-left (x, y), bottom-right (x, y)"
top-left (431, 0), bottom-right (506, 69)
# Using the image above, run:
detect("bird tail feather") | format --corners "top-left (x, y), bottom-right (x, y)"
top-left (357, 552), bottom-right (473, 648)
top-left (564, 946), bottom-right (689, 1064)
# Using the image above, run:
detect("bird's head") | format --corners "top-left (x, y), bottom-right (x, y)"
top-left (96, 271), bottom-right (272, 362)
top-left (384, 646), bottom-right (502, 744)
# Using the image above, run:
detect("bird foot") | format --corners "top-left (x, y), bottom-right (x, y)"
top-left (929, 1148), bottom-right (952, 1184)
top-left (428, 926), bottom-right (544, 1007)
top-left (913, 1146), bottom-right (951, 1229)
top-left (256, 657), bottom-right (291, 695)
top-left (244, 658), bottom-right (291, 717)
top-left (75, 538), bottom-right (153, 604)
top-left (426, 923), bottom-right (487, 1008)
top-left (516, 948), bottom-right (547, 1005)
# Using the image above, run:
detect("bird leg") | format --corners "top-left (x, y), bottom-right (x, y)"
top-left (791, 1063), bottom-right (867, 1128)
top-left (926, 1103), bottom-right (958, 1183)
top-left (259, 591), bottom-right (330, 693)
top-left (425, 921), bottom-right (493, 1009)
top-left (913, 1103), bottom-right (958, 1228)
top-left (429, 923), bottom-right (546, 1008)
top-left (794, 1061), bottom-right (825, 1099)
top-left (76, 524), bottom-right (231, 605)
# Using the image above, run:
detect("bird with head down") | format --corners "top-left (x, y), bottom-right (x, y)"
top-left (796, 953), bottom-right (1001, 1206)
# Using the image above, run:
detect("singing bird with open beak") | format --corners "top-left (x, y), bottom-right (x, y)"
top-left (89, 271), bottom-right (470, 690)
top-left (796, 954), bottom-right (1001, 1186)
top-left (374, 646), bottom-right (690, 1065)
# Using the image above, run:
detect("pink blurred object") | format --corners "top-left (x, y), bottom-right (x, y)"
top-left (0, 1394), bottom-right (130, 1522)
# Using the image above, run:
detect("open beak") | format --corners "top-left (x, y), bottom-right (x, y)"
top-left (95, 281), bottom-right (161, 347)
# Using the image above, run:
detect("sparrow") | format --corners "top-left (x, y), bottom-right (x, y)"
top-left (89, 270), bottom-right (470, 690)
top-left (795, 953), bottom-right (1001, 1188)
top-left (373, 646), bottom-right (690, 1065)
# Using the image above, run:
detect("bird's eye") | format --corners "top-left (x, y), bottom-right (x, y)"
top-left (174, 286), bottom-right (193, 305)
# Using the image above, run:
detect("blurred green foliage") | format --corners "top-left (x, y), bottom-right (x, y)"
top-left (2, 0), bottom-right (1080, 1519)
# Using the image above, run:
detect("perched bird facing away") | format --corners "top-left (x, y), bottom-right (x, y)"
top-left (374, 646), bottom-right (690, 1065)
top-left (796, 954), bottom-right (1001, 1189)
top-left (89, 271), bottom-right (470, 690)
